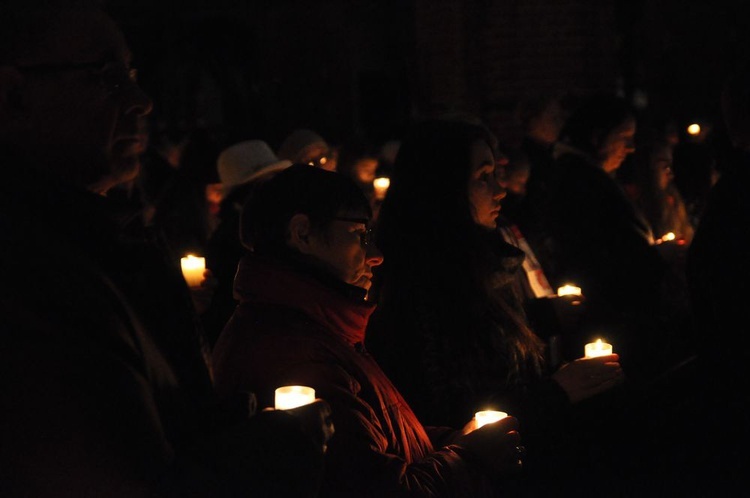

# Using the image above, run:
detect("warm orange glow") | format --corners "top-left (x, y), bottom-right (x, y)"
top-left (475, 410), bottom-right (508, 429)
top-left (687, 123), bottom-right (701, 135)
top-left (557, 284), bottom-right (582, 297)
top-left (584, 338), bottom-right (613, 358)
top-left (180, 255), bottom-right (205, 288)
top-left (373, 177), bottom-right (391, 200)
top-left (275, 385), bottom-right (316, 410)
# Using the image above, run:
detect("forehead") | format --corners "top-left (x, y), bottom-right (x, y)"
top-left (18, 9), bottom-right (130, 65)
top-left (470, 140), bottom-right (495, 169)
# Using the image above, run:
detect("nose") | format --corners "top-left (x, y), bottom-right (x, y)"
top-left (625, 138), bottom-right (636, 154)
top-left (493, 175), bottom-right (507, 201)
top-left (366, 243), bottom-right (384, 267)
top-left (123, 83), bottom-right (153, 117)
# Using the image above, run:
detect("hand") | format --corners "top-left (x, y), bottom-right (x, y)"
top-left (284, 399), bottom-right (335, 453)
top-left (552, 354), bottom-right (624, 403)
top-left (189, 268), bottom-right (218, 315)
top-left (455, 415), bottom-right (524, 476)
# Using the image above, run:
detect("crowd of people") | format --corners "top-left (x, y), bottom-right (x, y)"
top-left (1, 1), bottom-right (747, 497)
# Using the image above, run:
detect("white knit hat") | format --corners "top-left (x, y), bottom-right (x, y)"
top-left (217, 140), bottom-right (292, 196)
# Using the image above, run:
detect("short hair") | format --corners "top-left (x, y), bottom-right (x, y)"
top-left (559, 93), bottom-right (635, 155)
top-left (240, 164), bottom-right (372, 254)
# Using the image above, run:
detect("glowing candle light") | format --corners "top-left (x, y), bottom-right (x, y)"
top-left (584, 338), bottom-right (613, 358)
top-left (373, 177), bottom-right (390, 201)
top-left (275, 385), bottom-right (316, 410)
top-left (557, 284), bottom-right (582, 297)
top-left (475, 410), bottom-right (508, 429)
top-left (687, 123), bottom-right (701, 136)
top-left (180, 254), bottom-right (205, 288)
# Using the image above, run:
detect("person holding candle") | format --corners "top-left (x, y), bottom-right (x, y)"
top-left (212, 164), bottom-right (526, 497)
top-left (366, 117), bottom-right (625, 496)
top-left (685, 59), bottom-right (750, 493)
top-left (533, 94), bottom-right (700, 380)
top-left (0, 2), bottom-right (334, 496)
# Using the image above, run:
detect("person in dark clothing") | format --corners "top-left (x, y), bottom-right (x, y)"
top-left (685, 59), bottom-right (750, 493)
top-left (366, 118), bottom-right (624, 496)
top-left (212, 164), bottom-right (527, 497)
top-left (202, 139), bottom-right (291, 347)
top-left (0, 2), bottom-right (331, 496)
top-left (539, 94), bottom-right (695, 381)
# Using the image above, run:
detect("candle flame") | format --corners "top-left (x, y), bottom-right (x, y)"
top-left (687, 123), bottom-right (701, 135)
top-left (557, 284), bottom-right (582, 297)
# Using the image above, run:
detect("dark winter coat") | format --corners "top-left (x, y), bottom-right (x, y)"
top-left (212, 253), bottom-right (499, 497)
top-left (0, 155), bottom-right (323, 497)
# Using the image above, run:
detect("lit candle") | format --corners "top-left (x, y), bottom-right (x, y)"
top-left (180, 254), bottom-right (205, 288)
top-left (584, 338), bottom-right (613, 358)
top-left (557, 284), bottom-right (582, 297)
top-left (373, 177), bottom-right (390, 201)
top-left (475, 410), bottom-right (508, 429)
top-left (275, 385), bottom-right (316, 410)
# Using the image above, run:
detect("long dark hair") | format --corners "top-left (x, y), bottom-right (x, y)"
top-left (375, 118), bottom-right (544, 383)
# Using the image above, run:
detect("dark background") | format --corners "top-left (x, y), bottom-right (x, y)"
top-left (107, 0), bottom-right (750, 152)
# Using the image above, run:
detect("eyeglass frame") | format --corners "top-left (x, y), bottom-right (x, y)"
top-left (14, 59), bottom-right (138, 95)
top-left (330, 216), bottom-right (374, 248)
top-left (307, 154), bottom-right (331, 168)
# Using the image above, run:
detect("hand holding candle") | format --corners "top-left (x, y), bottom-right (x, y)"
top-left (457, 414), bottom-right (524, 474)
top-left (552, 343), bottom-right (623, 403)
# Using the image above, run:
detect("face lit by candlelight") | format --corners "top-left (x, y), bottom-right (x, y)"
top-left (468, 140), bottom-right (506, 229)
top-left (598, 116), bottom-right (636, 174)
top-left (298, 210), bottom-right (384, 292)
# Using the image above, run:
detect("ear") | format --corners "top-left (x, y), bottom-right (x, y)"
top-left (287, 213), bottom-right (314, 253)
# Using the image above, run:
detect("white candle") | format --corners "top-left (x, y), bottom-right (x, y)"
top-left (373, 177), bottom-right (390, 201)
top-left (557, 284), bottom-right (582, 297)
top-left (180, 254), bottom-right (205, 288)
top-left (584, 338), bottom-right (613, 358)
top-left (275, 385), bottom-right (316, 410)
top-left (475, 410), bottom-right (508, 429)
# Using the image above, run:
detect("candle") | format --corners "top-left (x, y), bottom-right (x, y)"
top-left (584, 338), bottom-right (613, 358)
top-left (557, 284), bottom-right (582, 297)
top-left (180, 254), bottom-right (205, 288)
top-left (373, 177), bottom-right (390, 201)
top-left (475, 410), bottom-right (508, 429)
top-left (275, 385), bottom-right (316, 410)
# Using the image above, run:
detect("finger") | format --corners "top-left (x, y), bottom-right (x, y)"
top-left (505, 429), bottom-right (521, 445)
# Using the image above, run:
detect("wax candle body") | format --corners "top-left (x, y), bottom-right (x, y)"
top-left (181, 255), bottom-right (206, 288)
top-left (373, 177), bottom-right (390, 200)
top-left (557, 284), bottom-right (582, 297)
top-left (275, 385), bottom-right (316, 410)
top-left (475, 410), bottom-right (508, 429)
top-left (584, 339), bottom-right (613, 358)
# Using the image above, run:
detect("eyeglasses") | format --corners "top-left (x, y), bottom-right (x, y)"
top-left (331, 216), bottom-right (373, 247)
top-left (16, 59), bottom-right (138, 96)
top-left (307, 155), bottom-right (330, 168)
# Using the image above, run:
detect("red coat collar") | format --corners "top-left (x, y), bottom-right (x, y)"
top-left (234, 253), bottom-right (376, 347)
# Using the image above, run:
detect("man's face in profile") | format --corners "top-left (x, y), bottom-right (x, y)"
top-left (6, 8), bottom-right (152, 191)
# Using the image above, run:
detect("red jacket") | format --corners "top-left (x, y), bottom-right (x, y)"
top-left (212, 254), bottom-right (499, 497)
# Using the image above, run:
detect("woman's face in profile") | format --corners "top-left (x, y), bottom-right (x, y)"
top-left (598, 117), bottom-right (637, 174)
top-left (467, 140), bottom-right (505, 229)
